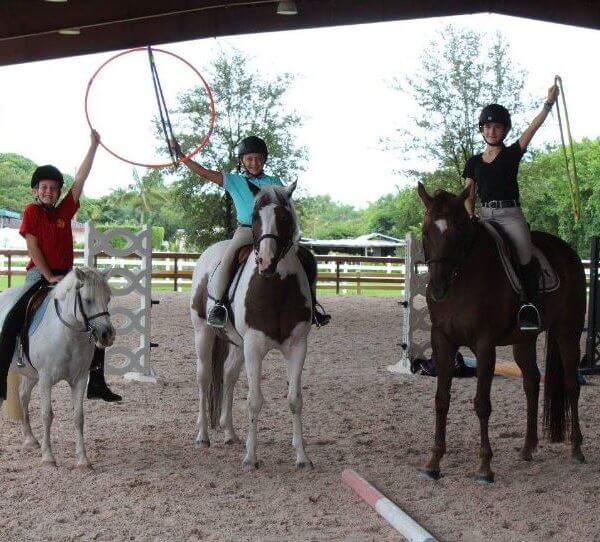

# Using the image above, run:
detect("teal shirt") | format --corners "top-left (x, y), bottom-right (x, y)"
top-left (223, 171), bottom-right (283, 225)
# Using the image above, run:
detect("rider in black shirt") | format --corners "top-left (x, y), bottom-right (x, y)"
top-left (463, 83), bottom-right (559, 331)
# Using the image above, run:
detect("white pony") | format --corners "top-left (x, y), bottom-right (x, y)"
top-left (0, 268), bottom-right (114, 469)
top-left (190, 182), bottom-right (314, 471)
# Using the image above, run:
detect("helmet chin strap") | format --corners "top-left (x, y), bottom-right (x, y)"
top-left (483, 137), bottom-right (505, 147)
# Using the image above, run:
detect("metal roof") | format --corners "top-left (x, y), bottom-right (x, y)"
top-left (1, 1), bottom-right (598, 66)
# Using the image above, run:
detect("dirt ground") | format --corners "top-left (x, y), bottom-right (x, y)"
top-left (1, 293), bottom-right (599, 541)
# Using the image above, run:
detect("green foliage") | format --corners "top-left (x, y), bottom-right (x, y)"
top-left (385, 25), bottom-right (528, 188)
top-left (295, 195), bottom-right (363, 239)
top-left (169, 48), bottom-right (307, 249)
top-left (520, 138), bottom-right (600, 256)
top-left (93, 224), bottom-right (165, 250)
top-left (0, 153), bottom-right (73, 213)
top-left (151, 226), bottom-right (165, 249)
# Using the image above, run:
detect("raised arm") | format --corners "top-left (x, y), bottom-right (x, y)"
top-left (171, 140), bottom-right (223, 187)
top-left (71, 130), bottom-right (100, 203)
top-left (518, 84), bottom-right (559, 151)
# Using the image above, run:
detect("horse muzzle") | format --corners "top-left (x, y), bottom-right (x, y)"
top-left (93, 324), bottom-right (116, 348)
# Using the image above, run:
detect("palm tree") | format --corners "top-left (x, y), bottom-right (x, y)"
top-left (122, 169), bottom-right (168, 225)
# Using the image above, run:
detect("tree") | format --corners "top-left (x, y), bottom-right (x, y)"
top-left (385, 25), bottom-right (528, 191)
top-left (170, 48), bottom-right (307, 249)
top-left (519, 137), bottom-right (600, 257)
top-left (295, 195), bottom-right (363, 239)
top-left (119, 169), bottom-right (168, 225)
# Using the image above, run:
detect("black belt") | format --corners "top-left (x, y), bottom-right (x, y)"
top-left (238, 223), bottom-right (251, 228)
top-left (481, 199), bottom-right (519, 209)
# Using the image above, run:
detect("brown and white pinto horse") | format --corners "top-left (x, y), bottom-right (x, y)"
top-left (190, 181), bottom-right (314, 472)
top-left (417, 182), bottom-right (586, 483)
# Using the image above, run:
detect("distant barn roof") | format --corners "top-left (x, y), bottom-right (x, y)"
top-left (301, 233), bottom-right (404, 250)
top-left (1, 1), bottom-right (598, 66)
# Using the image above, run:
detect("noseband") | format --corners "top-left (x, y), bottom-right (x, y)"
top-left (253, 233), bottom-right (293, 266)
top-left (54, 289), bottom-right (110, 338)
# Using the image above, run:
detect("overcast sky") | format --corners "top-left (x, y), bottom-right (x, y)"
top-left (0, 13), bottom-right (598, 208)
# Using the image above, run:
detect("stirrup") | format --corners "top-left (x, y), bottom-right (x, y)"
top-left (313, 303), bottom-right (331, 328)
top-left (16, 344), bottom-right (25, 368)
top-left (518, 303), bottom-right (541, 331)
top-left (207, 302), bottom-right (228, 328)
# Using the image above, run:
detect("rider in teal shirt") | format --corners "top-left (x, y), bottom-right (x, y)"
top-left (175, 135), bottom-right (330, 328)
top-left (223, 171), bottom-right (283, 226)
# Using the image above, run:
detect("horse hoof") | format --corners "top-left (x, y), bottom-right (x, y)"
top-left (572, 451), bottom-right (586, 464)
top-left (224, 436), bottom-right (240, 446)
top-left (195, 439), bottom-right (210, 449)
top-left (23, 440), bottom-right (40, 450)
top-left (242, 460), bottom-right (259, 472)
top-left (474, 473), bottom-right (495, 484)
top-left (520, 449), bottom-right (533, 461)
top-left (77, 462), bottom-right (93, 472)
top-left (417, 467), bottom-right (440, 481)
top-left (296, 460), bottom-right (314, 470)
top-left (42, 459), bottom-right (57, 468)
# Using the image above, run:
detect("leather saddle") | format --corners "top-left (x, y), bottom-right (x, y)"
top-left (481, 220), bottom-right (559, 294)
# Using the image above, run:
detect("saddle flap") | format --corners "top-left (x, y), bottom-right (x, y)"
top-left (20, 286), bottom-right (52, 362)
top-left (481, 220), bottom-right (559, 294)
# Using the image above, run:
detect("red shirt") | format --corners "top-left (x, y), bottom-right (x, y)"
top-left (19, 190), bottom-right (80, 271)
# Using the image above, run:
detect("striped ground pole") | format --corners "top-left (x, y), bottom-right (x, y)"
top-left (342, 469), bottom-right (437, 542)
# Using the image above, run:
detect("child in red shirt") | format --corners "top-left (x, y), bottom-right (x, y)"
top-left (0, 130), bottom-right (121, 401)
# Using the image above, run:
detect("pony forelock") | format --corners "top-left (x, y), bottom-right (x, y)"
top-left (51, 267), bottom-right (111, 302)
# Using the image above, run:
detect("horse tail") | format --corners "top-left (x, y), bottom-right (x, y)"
top-left (543, 329), bottom-right (568, 442)
top-left (208, 335), bottom-right (228, 429)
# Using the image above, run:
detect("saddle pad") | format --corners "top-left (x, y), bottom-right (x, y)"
top-left (28, 297), bottom-right (52, 336)
top-left (481, 221), bottom-right (560, 294)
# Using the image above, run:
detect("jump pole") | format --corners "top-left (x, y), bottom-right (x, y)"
top-left (3, 367), bottom-right (22, 421)
top-left (342, 469), bottom-right (437, 542)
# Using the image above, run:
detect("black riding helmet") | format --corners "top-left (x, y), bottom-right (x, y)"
top-left (237, 136), bottom-right (268, 159)
top-left (31, 164), bottom-right (64, 189)
top-left (478, 104), bottom-right (512, 134)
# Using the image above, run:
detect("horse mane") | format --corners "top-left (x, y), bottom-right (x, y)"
top-left (51, 267), bottom-right (111, 301)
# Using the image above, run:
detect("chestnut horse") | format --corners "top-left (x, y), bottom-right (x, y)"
top-left (417, 183), bottom-right (586, 483)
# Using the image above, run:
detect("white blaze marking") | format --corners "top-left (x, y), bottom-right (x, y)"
top-left (435, 219), bottom-right (448, 234)
top-left (258, 204), bottom-right (278, 269)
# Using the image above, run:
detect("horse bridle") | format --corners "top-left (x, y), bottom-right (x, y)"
top-left (423, 225), bottom-right (476, 280)
top-left (253, 233), bottom-right (293, 266)
top-left (54, 289), bottom-right (110, 339)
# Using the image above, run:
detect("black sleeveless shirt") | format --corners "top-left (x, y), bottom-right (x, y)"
top-left (462, 141), bottom-right (525, 203)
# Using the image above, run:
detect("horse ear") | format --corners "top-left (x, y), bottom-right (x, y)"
top-left (74, 268), bottom-right (85, 289)
top-left (417, 182), bottom-right (432, 208)
top-left (284, 180), bottom-right (297, 200)
top-left (247, 182), bottom-right (261, 197)
top-left (100, 268), bottom-right (111, 279)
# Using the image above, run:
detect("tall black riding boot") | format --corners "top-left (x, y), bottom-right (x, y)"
top-left (518, 259), bottom-right (541, 331)
top-left (87, 348), bottom-right (122, 402)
